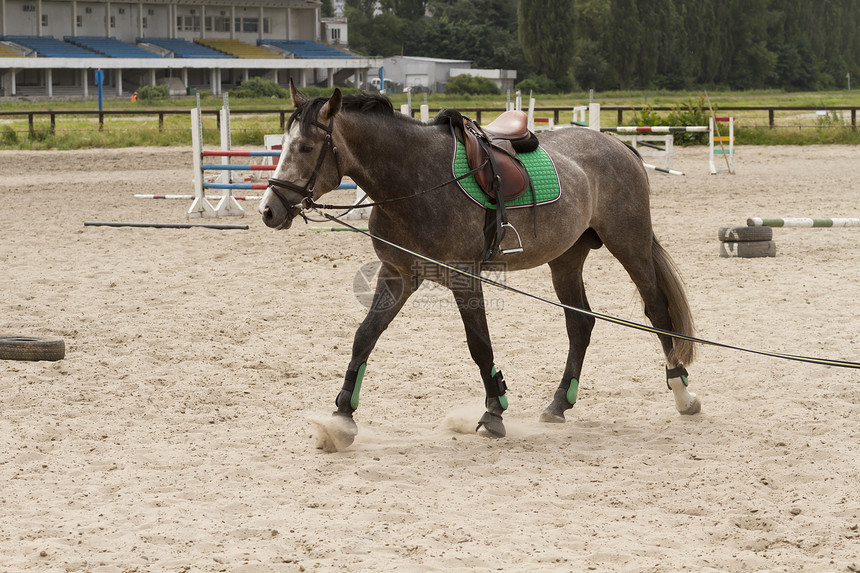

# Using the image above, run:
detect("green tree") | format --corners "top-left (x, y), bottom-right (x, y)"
top-left (517, 0), bottom-right (576, 87)
top-left (321, 0), bottom-right (334, 18)
top-left (380, 0), bottom-right (429, 20)
top-left (405, 1), bottom-right (529, 73)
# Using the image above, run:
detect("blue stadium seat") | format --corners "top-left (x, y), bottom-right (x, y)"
top-left (137, 37), bottom-right (229, 58)
top-left (259, 40), bottom-right (355, 59)
top-left (0, 35), bottom-right (100, 57)
top-left (65, 36), bottom-right (163, 58)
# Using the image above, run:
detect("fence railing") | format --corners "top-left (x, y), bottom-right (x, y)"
top-left (0, 105), bottom-right (857, 136)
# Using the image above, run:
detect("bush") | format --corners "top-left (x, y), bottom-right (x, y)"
top-left (0, 126), bottom-right (19, 146)
top-left (633, 96), bottom-right (710, 145)
top-left (230, 78), bottom-right (288, 99)
top-left (445, 75), bottom-right (500, 96)
top-left (136, 84), bottom-right (170, 101)
top-left (516, 75), bottom-right (562, 95)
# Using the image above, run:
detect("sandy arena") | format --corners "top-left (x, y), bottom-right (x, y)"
top-left (1, 144), bottom-right (858, 572)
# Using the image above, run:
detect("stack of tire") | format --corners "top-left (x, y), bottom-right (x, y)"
top-left (718, 226), bottom-right (776, 258)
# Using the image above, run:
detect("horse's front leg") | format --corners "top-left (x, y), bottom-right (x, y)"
top-left (322, 262), bottom-right (419, 450)
top-left (452, 282), bottom-right (508, 438)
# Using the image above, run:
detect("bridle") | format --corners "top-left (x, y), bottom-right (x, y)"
top-left (264, 110), bottom-right (490, 222)
top-left (266, 116), bottom-right (341, 214)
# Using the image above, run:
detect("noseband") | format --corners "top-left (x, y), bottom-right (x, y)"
top-left (266, 116), bottom-right (342, 212)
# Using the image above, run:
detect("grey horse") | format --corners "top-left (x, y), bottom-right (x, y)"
top-left (259, 81), bottom-right (700, 449)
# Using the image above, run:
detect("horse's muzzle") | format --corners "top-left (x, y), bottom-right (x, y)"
top-left (259, 187), bottom-right (303, 230)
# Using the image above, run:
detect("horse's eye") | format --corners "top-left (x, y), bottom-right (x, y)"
top-left (299, 143), bottom-right (314, 154)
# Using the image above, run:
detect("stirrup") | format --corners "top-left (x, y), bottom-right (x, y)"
top-left (499, 222), bottom-right (524, 255)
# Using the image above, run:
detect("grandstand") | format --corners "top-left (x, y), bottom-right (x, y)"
top-left (260, 40), bottom-right (355, 59)
top-left (65, 37), bottom-right (163, 58)
top-left (0, 36), bottom-right (100, 58)
top-left (194, 39), bottom-right (281, 59)
top-left (0, 0), bottom-right (380, 100)
top-left (137, 38), bottom-right (228, 59)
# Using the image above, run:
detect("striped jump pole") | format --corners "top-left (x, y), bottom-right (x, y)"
top-left (136, 183), bottom-right (358, 201)
top-left (747, 217), bottom-right (860, 228)
top-left (600, 126), bottom-right (710, 133)
top-left (585, 102), bottom-right (733, 174)
top-left (203, 150), bottom-right (281, 157)
top-left (138, 194), bottom-right (264, 201)
top-left (201, 164), bottom-right (277, 171)
top-left (643, 163), bottom-right (685, 176)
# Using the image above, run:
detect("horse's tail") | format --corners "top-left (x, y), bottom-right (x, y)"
top-left (651, 235), bottom-right (697, 366)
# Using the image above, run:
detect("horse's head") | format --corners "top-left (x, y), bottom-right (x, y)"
top-left (259, 79), bottom-right (343, 230)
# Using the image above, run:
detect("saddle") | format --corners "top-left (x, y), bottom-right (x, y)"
top-left (461, 111), bottom-right (538, 202)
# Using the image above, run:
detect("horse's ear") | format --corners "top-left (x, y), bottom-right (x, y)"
top-left (289, 78), bottom-right (308, 107)
top-left (319, 88), bottom-right (342, 122)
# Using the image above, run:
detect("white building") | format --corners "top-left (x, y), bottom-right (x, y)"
top-left (370, 56), bottom-right (516, 94)
top-left (0, 0), bottom-right (379, 99)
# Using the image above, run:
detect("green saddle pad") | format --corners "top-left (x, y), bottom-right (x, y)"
top-left (453, 140), bottom-right (561, 209)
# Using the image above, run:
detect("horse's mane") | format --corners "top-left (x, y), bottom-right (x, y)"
top-left (288, 92), bottom-right (396, 136)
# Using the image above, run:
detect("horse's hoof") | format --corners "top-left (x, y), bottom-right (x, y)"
top-left (311, 413), bottom-right (358, 452)
top-left (539, 393), bottom-right (571, 423)
top-left (539, 410), bottom-right (566, 423)
top-left (677, 393), bottom-right (701, 415)
top-left (476, 411), bottom-right (506, 438)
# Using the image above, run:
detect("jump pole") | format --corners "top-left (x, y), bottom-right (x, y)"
top-left (85, 221), bottom-right (248, 230)
top-left (747, 217), bottom-right (860, 228)
top-left (643, 163), bottom-right (685, 176)
top-left (586, 102), bottom-right (732, 174)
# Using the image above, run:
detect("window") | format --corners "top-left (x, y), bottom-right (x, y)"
top-left (42, 14), bottom-right (48, 26)
top-left (110, 15), bottom-right (115, 27)
top-left (142, 16), bottom-right (148, 29)
top-left (178, 15), bottom-right (198, 31)
top-left (205, 15), bottom-right (212, 32)
top-left (242, 17), bottom-right (258, 33)
top-left (263, 18), bottom-right (270, 34)
top-left (77, 15), bottom-right (82, 27)
top-left (214, 16), bottom-right (230, 33)
top-left (148, 9), bottom-right (154, 15)
top-left (85, 6), bottom-right (92, 13)
top-left (330, 28), bottom-right (340, 42)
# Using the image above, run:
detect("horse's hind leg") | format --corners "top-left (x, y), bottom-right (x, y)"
top-left (605, 235), bottom-right (701, 415)
top-left (452, 282), bottom-right (508, 438)
top-left (540, 233), bottom-right (596, 423)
